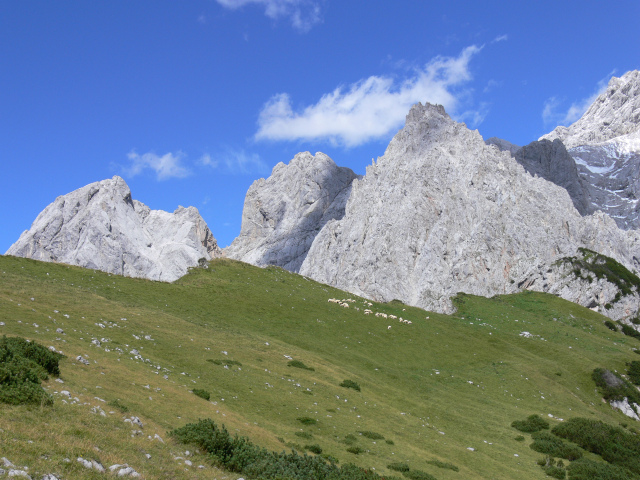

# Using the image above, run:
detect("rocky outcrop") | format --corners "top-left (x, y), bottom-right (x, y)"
top-left (514, 139), bottom-right (590, 215)
top-left (6, 176), bottom-right (221, 281)
top-left (485, 137), bottom-right (520, 156)
top-left (541, 70), bottom-right (640, 149)
top-left (224, 152), bottom-right (359, 272)
top-left (298, 103), bottom-right (640, 314)
top-left (539, 70), bottom-right (640, 230)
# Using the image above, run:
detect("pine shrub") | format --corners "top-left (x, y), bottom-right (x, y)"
top-left (511, 414), bottom-right (550, 433)
top-left (339, 380), bottom-right (361, 391)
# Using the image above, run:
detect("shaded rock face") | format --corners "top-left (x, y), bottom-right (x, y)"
top-left (6, 176), bottom-right (221, 281)
top-left (514, 139), bottom-right (590, 215)
top-left (298, 103), bottom-right (640, 314)
top-left (224, 152), bottom-right (359, 272)
top-left (540, 70), bottom-right (640, 230)
top-left (485, 137), bottom-right (520, 156)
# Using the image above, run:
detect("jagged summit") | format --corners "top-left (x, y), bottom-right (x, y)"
top-left (224, 152), bottom-right (359, 272)
top-left (6, 176), bottom-right (221, 281)
top-left (541, 70), bottom-right (640, 149)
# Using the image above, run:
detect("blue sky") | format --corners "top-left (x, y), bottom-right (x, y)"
top-left (2, 1), bottom-right (639, 252)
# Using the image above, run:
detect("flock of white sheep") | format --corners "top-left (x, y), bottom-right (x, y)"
top-left (327, 298), bottom-right (413, 325)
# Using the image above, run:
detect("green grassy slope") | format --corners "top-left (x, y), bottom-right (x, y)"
top-left (1, 255), bottom-right (638, 479)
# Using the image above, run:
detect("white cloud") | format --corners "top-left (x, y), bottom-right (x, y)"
top-left (492, 34), bottom-right (508, 43)
top-left (216, 0), bottom-right (322, 32)
top-left (221, 148), bottom-right (268, 174)
top-left (124, 151), bottom-right (191, 180)
top-left (255, 45), bottom-right (484, 147)
top-left (542, 71), bottom-right (614, 127)
top-left (198, 153), bottom-right (218, 168)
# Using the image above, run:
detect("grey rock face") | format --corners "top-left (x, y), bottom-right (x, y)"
top-left (514, 139), bottom-right (590, 215)
top-left (485, 137), bottom-right (521, 156)
top-left (6, 176), bottom-right (221, 281)
top-left (541, 70), bottom-right (640, 149)
top-left (299, 103), bottom-right (640, 315)
top-left (224, 152), bottom-right (359, 272)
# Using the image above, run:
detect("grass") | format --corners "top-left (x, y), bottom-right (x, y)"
top-left (1, 255), bottom-right (640, 479)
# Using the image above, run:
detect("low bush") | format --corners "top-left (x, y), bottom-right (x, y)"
top-left (604, 320), bottom-right (618, 331)
top-left (511, 414), bottom-right (550, 433)
top-left (566, 458), bottom-right (638, 480)
top-left (339, 380), bottom-right (361, 391)
top-left (552, 417), bottom-right (640, 475)
top-left (426, 460), bottom-right (459, 472)
top-left (621, 324), bottom-right (640, 341)
top-left (192, 388), bottom-right (211, 401)
top-left (0, 335), bottom-right (63, 406)
top-left (358, 431), bottom-right (384, 440)
top-left (591, 368), bottom-right (640, 405)
top-left (342, 434), bottom-right (357, 445)
top-left (387, 462), bottom-right (410, 472)
top-left (296, 416), bottom-right (317, 426)
top-left (385, 439), bottom-right (394, 445)
top-left (295, 431), bottom-right (313, 439)
top-left (346, 446), bottom-right (365, 455)
top-left (628, 361), bottom-right (640, 385)
top-left (207, 359), bottom-right (242, 367)
top-left (401, 470), bottom-right (436, 480)
top-left (305, 444), bottom-right (322, 454)
top-left (108, 399), bottom-right (129, 413)
top-left (515, 435), bottom-right (525, 442)
top-left (529, 431), bottom-right (583, 460)
top-left (288, 360), bottom-right (315, 371)
top-left (171, 419), bottom-right (385, 480)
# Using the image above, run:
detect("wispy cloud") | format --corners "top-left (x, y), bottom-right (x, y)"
top-left (199, 148), bottom-right (268, 174)
top-left (255, 45), bottom-right (484, 147)
top-left (216, 0), bottom-right (322, 32)
top-left (492, 34), bottom-right (508, 43)
top-left (124, 151), bottom-right (191, 180)
top-left (542, 71), bottom-right (614, 127)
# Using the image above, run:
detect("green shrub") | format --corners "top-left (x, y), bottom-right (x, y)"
top-left (553, 418), bottom-right (640, 475)
top-left (511, 414), bottom-right (550, 433)
top-left (591, 368), bottom-right (640, 405)
top-left (192, 388), bottom-right (211, 401)
top-left (207, 358), bottom-right (242, 367)
top-left (543, 465), bottom-right (566, 479)
top-left (342, 434), bottom-right (357, 445)
top-left (385, 439), bottom-right (394, 445)
top-left (171, 419), bottom-right (384, 480)
top-left (621, 324), bottom-right (640, 340)
top-left (401, 470), bottom-right (436, 480)
top-left (628, 361), bottom-right (640, 385)
top-left (515, 435), bottom-right (525, 442)
top-left (339, 380), bottom-right (361, 391)
top-left (305, 444), bottom-right (322, 454)
top-left (108, 399), bottom-right (129, 413)
top-left (566, 458), bottom-right (638, 480)
top-left (0, 335), bottom-right (63, 406)
top-left (295, 431), bottom-right (313, 439)
top-left (387, 462), bottom-right (410, 472)
top-left (426, 460), bottom-right (459, 472)
top-left (346, 446), bottom-right (365, 455)
top-left (529, 431), bottom-right (583, 460)
top-left (358, 431), bottom-right (384, 440)
top-left (296, 416), bottom-right (317, 426)
top-left (604, 320), bottom-right (618, 331)
top-left (287, 360), bottom-right (315, 371)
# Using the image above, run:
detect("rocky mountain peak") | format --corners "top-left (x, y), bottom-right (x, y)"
top-left (224, 152), bottom-right (359, 272)
top-left (541, 70), bottom-right (640, 148)
top-left (6, 176), bottom-right (221, 281)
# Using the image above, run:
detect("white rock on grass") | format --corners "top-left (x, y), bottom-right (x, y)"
top-left (7, 470), bottom-right (31, 479)
top-left (2, 457), bottom-right (15, 467)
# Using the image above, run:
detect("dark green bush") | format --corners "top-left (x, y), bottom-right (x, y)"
top-left (621, 324), bottom-right (640, 340)
top-left (288, 360), bottom-right (315, 371)
top-left (193, 388), bottom-right (211, 401)
top-left (0, 336), bottom-right (63, 406)
top-left (544, 465), bottom-right (566, 479)
top-left (346, 446), bottom-right (365, 455)
top-left (511, 414), bottom-right (550, 433)
top-left (552, 418), bottom-right (640, 475)
top-left (387, 462), bottom-right (410, 472)
top-left (342, 434), bottom-right (357, 445)
top-left (628, 361), bottom-right (640, 385)
top-left (566, 458), bottom-right (638, 480)
top-left (426, 460), bottom-right (459, 472)
top-left (604, 320), bottom-right (618, 331)
top-left (108, 399), bottom-right (129, 413)
top-left (591, 368), bottom-right (640, 405)
top-left (339, 380), bottom-right (361, 391)
top-left (385, 439), bottom-right (394, 445)
top-left (305, 444), bottom-right (322, 454)
top-left (515, 435), bottom-right (525, 442)
top-left (171, 419), bottom-right (384, 480)
top-left (207, 359), bottom-right (242, 367)
top-left (529, 431), bottom-right (583, 460)
top-left (295, 431), bottom-right (313, 439)
top-left (358, 431), bottom-right (384, 440)
top-left (296, 417), bottom-right (317, 426)
top-left (401, 470), bottom-right (436, 480)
